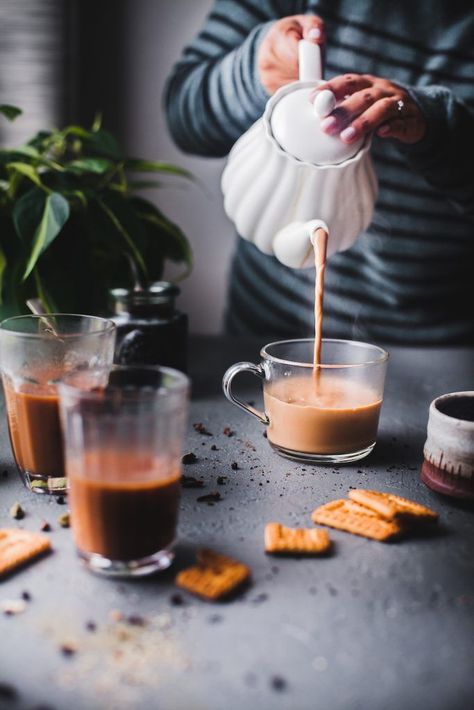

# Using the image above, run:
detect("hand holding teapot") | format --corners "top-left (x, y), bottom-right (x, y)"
top-left (221, 39), bottom-right (378, 269)
top-left (258, 14), bottom-right (325, 94)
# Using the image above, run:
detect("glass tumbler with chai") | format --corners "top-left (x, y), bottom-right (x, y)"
top-left (0, 314), bottom-right (116, 494)
top-left (58, 365), bottom-right (190, 577)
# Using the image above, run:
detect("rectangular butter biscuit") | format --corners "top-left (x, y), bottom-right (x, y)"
top-left (176, 549), bottom-right (250, 600)
top-left (265, 522), bottom-right (330, 554)
top-left (349, 489), bottom-right (438, 522)
top-left (311, 500), bottom-right (402, 542)
top-left (0, 528), bottom-right (51, 576)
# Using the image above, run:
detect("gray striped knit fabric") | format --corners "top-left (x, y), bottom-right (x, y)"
top-left (165, 0), bottom-right (474, 344)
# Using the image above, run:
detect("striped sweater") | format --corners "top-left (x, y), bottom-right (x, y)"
top-left (165, 0), bottom-right (474, 344)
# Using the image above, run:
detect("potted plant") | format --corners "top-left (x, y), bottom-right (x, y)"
top-left (0, 105), bottom-right (192, 319)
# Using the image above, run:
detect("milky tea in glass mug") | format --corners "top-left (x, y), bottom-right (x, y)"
top-left (223, 339), bottom-right (388, 464)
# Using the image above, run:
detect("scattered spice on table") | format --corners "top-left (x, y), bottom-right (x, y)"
top-left (1, 599), bottom-right (27, 615)
top-left (231, 462), bottom-right (239, 470)
top-left (170, 593), bottom-right (185, 606)
top-left (223, 426), bottom-right (234, 437)
top-left (21, 590), bottom-right (31, 602)
top-left (60, 643), bottom-right (77, 657)
top-left (127, 614), bottom-right (146, 627)
top-left (40, 520), bottom-right (51, 532)
top-left (56, 496), bottom-right (66, 505)
top-left (181, 452), bottom-right (197, 465)
top-left (9, 502), bottom-right (25, 520)
top-left (182, 476), bottom-right (205, 489)
top-left (85, 621), bottom-right (97, 632)
top-left (217, 476), bottom-right (227, 485)
top-left (197, 491), bottom-right (222, 504)
top-left (210, 444), bottom-right (218, 451)
top-left (270, 675), bottom-right (287, 692)
top-left (193, 422), bottom-right (212, 436)
top-left (58, 512), bottom-right (70, 528)
top-left (252, 593), bottom-right (269, 604)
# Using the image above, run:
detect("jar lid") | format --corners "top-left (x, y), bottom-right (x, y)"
top-left (110, 281), bottom-right (180, 307)
top-left (270, 84), bottom-right (364, 166)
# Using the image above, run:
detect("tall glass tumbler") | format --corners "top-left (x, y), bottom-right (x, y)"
top-left (0, 315), bottom-right (116, 494)
top-left (58, 366), bottom-right (190, 576)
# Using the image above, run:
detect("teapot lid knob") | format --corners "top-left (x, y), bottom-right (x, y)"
top-left (313, 89), bottom-right (337, 117)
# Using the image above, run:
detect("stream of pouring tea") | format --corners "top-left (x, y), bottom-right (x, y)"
top-left (313, 227), bottom-right (328, 374)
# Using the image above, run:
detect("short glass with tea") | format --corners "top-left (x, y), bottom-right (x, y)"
top-left (58, 365), bottom-right (189, 576)
top-left (0, 314), bottom-right (116, 494)
top-left (223, 339), bottom-right (388, 464)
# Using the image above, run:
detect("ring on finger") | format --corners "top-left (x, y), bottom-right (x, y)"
top-left (396, 99), bottom-right (405, 114)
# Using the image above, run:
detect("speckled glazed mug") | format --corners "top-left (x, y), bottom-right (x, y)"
top-left (421, 391), bottom-right (474, 500)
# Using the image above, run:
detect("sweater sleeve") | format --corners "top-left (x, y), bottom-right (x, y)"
top-left (164, 0), bottom-right (279, 158)
top-left (398, 85), bottom-right (474, 220)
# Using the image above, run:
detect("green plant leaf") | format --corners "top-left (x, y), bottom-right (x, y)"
top-left (129, 180), bottom-right (163, 190)
top-left (61, 125), bottom-right (93, 140)
top-left (0, 244), bottom-right (6, 304)
top-left (125, 159), bottom-right (194, 180)
top-left (130, 196), bottom-right (192, 281)
top-left (96, 195), bottom-right (147, 282)
top-left (34, 268), bottom-right (57, 312)
top-left (0, 105), bottom-right (22, 121)
top-left (67, 158), bottom-right (113, 174)
top-left (13, 188), bottom-right (47, 243)
top-left (6, 162), bottom-right (44, 189)
top-left (13, 189), bottom-right (70, 280)
top-left (90, 129), bottom-right (122, 159)
top-left (4, 145), bottom-right (40, 160)
top-left (63, 189), bottom-right (88, 208)
top-left (92, 113), bottom-right (103, 132)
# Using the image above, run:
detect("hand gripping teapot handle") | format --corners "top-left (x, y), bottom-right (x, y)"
top-left (298, 39), bottom-right (323, 82)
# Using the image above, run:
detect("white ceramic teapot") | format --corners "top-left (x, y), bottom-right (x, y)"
top-left (221, 40), bottom-right (378, 268)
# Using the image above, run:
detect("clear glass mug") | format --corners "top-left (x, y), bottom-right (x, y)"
top-left (0, 314), bottom-right (116, 494)
top-left (58, 365), bottom-right (190, 577)
top-left (223, 339), bottom-right (388, 464)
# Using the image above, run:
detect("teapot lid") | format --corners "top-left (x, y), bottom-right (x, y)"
top-left (270, 84), bottom-right (364, 166)
top-left (269, 41), bottom-right (364, 166)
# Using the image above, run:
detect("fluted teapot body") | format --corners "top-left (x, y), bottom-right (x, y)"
top-left (221, 41), bottom-right (378, 268)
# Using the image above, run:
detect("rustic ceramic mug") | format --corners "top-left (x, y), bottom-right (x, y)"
top-left (421, 391), bottom-right (474, 499)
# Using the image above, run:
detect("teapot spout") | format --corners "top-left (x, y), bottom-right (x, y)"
top-left (273, 219), bottom-right (329, 269)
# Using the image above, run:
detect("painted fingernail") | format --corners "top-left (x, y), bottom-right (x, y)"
top-left (308, 28), bottom-right (322, 40)
top-left (377, 124), bottom-right (390, 136)
top-left (320, 116), bottom-right (338, 134)
top-left (340, 126), bottom-right (357, 142)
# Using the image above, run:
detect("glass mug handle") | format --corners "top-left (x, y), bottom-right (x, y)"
top-left (222, 362), bottom-right (270, 425)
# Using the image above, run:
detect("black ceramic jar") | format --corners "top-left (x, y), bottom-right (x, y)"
top-left (110, 282), bottom-right (188, 372)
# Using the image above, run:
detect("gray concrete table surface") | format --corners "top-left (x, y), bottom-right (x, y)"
top-left (0, 336), bottom-right (473, 710)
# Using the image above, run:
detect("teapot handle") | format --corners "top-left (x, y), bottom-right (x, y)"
top-left (298, 40), bottom-right (323, 82)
